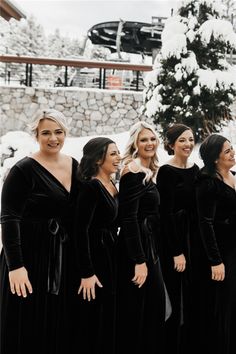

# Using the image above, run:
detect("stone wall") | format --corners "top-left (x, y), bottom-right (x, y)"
top-left (0, 85), bottom-right (150, 137)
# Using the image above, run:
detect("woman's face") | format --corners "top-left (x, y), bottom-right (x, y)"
top-left (216, 140), bottom-right (235, 171)
top-left (171, 129), bottom-right (194, 158)
top-left (136, 128), bottom-right (158, 160)
top-left (37, 118), bottom-right (65, 154)
top-left (98, 143), bottom-right (121, 175)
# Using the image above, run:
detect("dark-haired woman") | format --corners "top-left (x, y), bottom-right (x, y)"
top-left (156, 123), bottom-right (207, 354)
top-left (196, 134), bottom-right (236, 354)
top-left (74, 137), bottom-right (120, 354)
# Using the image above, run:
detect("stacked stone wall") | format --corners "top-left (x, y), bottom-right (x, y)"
top-left (0, 86), bottom-right (151, 136)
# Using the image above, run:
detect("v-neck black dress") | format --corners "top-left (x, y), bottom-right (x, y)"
top-left (0, 156), bottom-right (79, 354)
top-left (74, 178), bottom-right (118, 354)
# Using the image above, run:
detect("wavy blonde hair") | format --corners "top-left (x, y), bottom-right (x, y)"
top-left (122, 121), bottom-right (159, 182)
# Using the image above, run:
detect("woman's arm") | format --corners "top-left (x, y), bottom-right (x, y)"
top-left (1, 163), bottom-right (33, 296)
top-left (156, 166), bottom-right (184, 257)
top-left (119, 172), bottom-right (146, 264)
top-left (196, 178), bottom-right (223, 266)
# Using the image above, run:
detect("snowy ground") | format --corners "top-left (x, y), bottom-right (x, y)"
top-left (0, 129), bottom-right (203, 181)
top-left (1, 123), bottom-right (236, 250)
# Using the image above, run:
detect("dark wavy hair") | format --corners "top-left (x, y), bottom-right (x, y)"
top-left (77, 137), bottom-right (115, 181)
top-left (199, 134), bottom-right (229, 177)
top-left (164, 123), bottom-right (193, 155)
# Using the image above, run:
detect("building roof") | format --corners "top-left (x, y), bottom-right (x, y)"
top-left (0, 0), bottom-right (26, 21)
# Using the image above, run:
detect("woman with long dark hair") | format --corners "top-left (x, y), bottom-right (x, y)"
top-left (196, 134), bottom-right (236, 354)
top-left (74, 137), bottom-right (120, 354)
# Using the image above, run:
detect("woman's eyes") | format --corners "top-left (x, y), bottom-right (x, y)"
top-left (41, 130), bottom-right (63, 135)
top-left (140, 138), bottom-right (156, 142)
top-left (179, 139), bottom-right (194, 143)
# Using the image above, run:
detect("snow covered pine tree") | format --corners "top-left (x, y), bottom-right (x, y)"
top-left (142, 0), bottom-right (236, 141)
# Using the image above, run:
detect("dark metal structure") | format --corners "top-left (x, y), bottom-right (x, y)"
top-left (87, 18), bottom-right (166, 56)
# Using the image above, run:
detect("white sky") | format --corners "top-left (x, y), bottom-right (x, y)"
top-left (12, 0), bottom-right (181, 38)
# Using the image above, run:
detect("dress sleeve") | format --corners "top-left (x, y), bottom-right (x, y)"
top-left (118, 173), bottom-right (146, 264)
top-left (195, 178), bottom-right (222, 266)
top-left (74, 182), bottom-right (97, 278)
top-left (156, 166), bottom-right (183, 257)
top-left (1, 165), bottom-right (31, 271)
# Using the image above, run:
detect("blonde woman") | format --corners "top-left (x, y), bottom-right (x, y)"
top-left (116, 121), bottom-right (169, 354)
top-left (0, 109), bottom-right (79, 354)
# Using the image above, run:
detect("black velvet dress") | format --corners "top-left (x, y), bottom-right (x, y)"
top-left (116, 172), bottom-right (166, 354)
top-left (0, 156), bottom-right (79, 354)
top-left (156, 164), bottom-right (208, 354)
top-left (196, 171), bottom-right (236, 354)
top-left (74, 179), bottom-right (118, 354)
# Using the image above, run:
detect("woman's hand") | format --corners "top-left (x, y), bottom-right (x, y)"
top-left (132, 262), bottom-right (148, 288)
top-left (9, 266), bottom-right (33, 297)
top-left (78, 275), bottom-right (103, 301)
top-left (211, 263), bottom-right (225, 281)
top-left (173, 254), bottom-right (186, 272)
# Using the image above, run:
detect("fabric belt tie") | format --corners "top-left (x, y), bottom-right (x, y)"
top-left (47, 218), bottom-right (68, 295)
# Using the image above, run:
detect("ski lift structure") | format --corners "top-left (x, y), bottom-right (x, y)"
top-left (87, 16), bottom-right (167, 89)
top-left (87, 16), bottom-right (167, 60)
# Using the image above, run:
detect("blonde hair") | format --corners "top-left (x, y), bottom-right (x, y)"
top-left (29, 109), bottom-right (69, 137)
top-left (122, 121), bottom-right (159, 182)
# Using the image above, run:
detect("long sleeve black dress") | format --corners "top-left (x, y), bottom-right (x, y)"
top-left (116, 171), bottom-right (167, 354)
top-left (196, 171), bottom-right (236, 354)
top-left (156, 164), bottom-right (208, 354)
top-left (74, 179), bottom-right (118, 354)
top-left (0, 156), bottom-right (79, 354)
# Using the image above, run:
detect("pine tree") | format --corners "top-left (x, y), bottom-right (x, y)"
top-left (142, 0), bottom-right (236, 141)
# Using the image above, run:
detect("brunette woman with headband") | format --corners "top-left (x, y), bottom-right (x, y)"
top-left (116, 121), bottom-right (170, 354)
top-left (0, 109), bottom-right (79, 354)
top-left (156, 123), bottom-right (207, 354)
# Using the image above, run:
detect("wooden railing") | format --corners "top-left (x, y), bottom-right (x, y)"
top-left (0, 55), bottom-right (153, 91)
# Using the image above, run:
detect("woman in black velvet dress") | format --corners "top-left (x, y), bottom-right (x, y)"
top-left (156, 124), bottom-right (207, 354)
top-left (74, 137), bottom-right (120, 354)
top-left (196, 134), bottom-right (236, 354)
top-left (116, 121), bottom-right (169, 354)
top-left (0, 109), bottom-right (79, 354)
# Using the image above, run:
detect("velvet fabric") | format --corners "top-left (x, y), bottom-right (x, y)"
top-left (0, 156), bottom-right (79, 354)
top-left (156, 164), bottom-right (208, 354)
top-left (116, 172), bottom-right (166, 354)
top-left (196, 171), bottom-right (236, 354)
top-left (74, 179), bottom-right (118, 354)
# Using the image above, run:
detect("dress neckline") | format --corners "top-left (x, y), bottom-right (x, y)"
top-left (93, 178), bottom-right (118, 199)
top-left (28, 156), bottom-right (74, 194)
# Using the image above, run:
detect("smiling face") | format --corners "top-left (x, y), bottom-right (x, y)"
top-left (36, 118), bottom-right (65, 155)
top-left (98, 143), bottom-right (121, 175)
top-left (136, 128), bottom-right (158, 162)
top-left (216, 140), bottom-right (235, 171)
top-left (171, 129), bottom-right (194, 159)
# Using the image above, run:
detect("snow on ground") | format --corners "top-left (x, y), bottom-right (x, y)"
top-left (1, 123), bottom-right (236, 250)
top-left (0, 129), bottom-right (203, 182)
